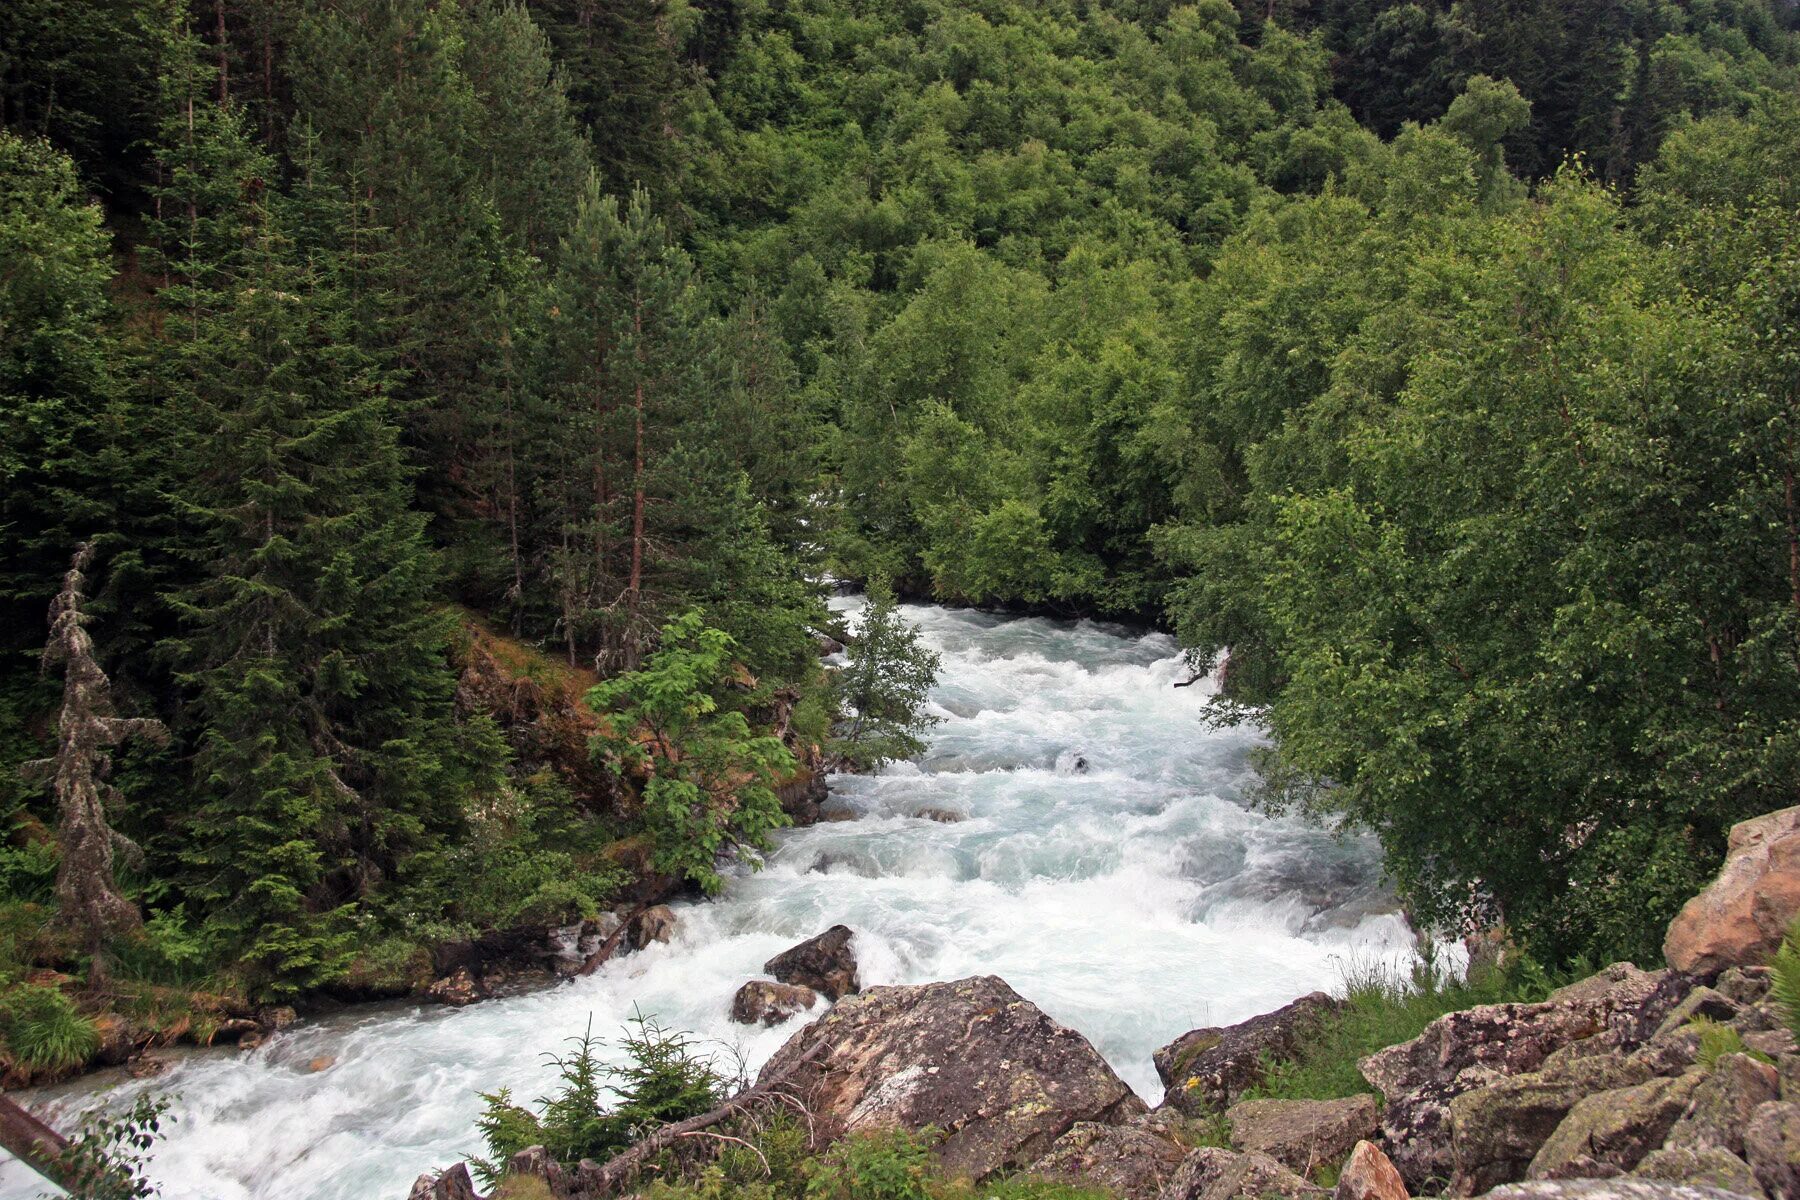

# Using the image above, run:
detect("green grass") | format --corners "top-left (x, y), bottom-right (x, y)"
top-left (1246, 953), bottom-right (1566, 1102)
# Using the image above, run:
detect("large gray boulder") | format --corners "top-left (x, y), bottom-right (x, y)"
top-left (1665, 806), bottom-right (1800, 977)
top-left (1633, 1147), bottom-right (1765, 1198)
top-left (1156, 993), bottom-right (1341, 1115)
top-left (1526, 1073), bottom-right (1707, 1183)
top-left (765, 925), bottom-right (860, 1000)
top-left (756, 975), bottom-right (1144, 1181)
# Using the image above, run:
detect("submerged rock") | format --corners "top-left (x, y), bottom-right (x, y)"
top-left (730, 980), bottom-right (818, 1026)
top-left (757, 975), bottom-right (1144, 1180)
top-left (629, 905), bottom-right (677, 949)
top-left (1226, 1095), bottom-right (1379, 1176)
top-left (1155, 992), bottom-right (1340, 1115)
top-left (1665, 806), bottom-right (1800, 976)
top-left (765, 925), bottom-right (860, 1000)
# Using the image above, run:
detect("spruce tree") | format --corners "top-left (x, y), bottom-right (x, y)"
top-left (157, 126), bottom-right (468, 994)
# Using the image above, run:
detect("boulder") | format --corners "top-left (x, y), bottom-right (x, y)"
top-left (1031, 1118), bottom-right (1190, 1200)
top-left (1744, 1100), bottom-right (1800, 1200)
top-left (407, 1164), bottom-right (480, 1200)
top-left (1337, 1141), bottom-right (1411, 1200)
top-left (756, 975), bottom-right (1144, 1181)
top-left (1665, 806), bottom-right (1800, 976)
top-left (630, 905), bottom-right (677, 949)
top-left (1157, 1147), bottom-right (1325, 1200)
top-left (731, 980), bottom-right (818, 1026)
top-left (765, 925), bottom-right (859, 1000)
top-left (1666, 1055), bottom-right (1782, 1157)
top-left (1526, 1073), bottom-right (1706, 1183)
top-left (1225, 1095), bottom-right (1379, 1176)
top-left (1363, 965), bottom-right (1671, 1191)
top-left (1480, 1181), bottom-right (1765, 1200)
top-left (1156, 992), bottom-right (1340, 1115)
top-left (1655, 990), bottom-right (1742, 1039)
top-left (1718, 969), bottom-right (1776, 1008)
top-left (1449, 1055), bottom-right (1656, 1194)
top-left (1633, 1147), bottom-right (1765, 1197)
top-left (425, 966), bottom-right (484, 1007)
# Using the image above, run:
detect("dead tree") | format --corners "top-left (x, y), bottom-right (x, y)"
top-left (24, 544), bottom-right (169, 979)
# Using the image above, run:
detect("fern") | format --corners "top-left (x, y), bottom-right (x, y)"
top-left (1690, 1016), bottom-right (1771, 1068)
top-left (1770, 918), bottom-right (1800, 1040)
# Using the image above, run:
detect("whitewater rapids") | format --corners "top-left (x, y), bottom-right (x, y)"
top-left (1, 599), bottom-right (1417, 1200)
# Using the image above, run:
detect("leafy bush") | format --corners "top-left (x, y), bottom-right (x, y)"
top-left (52, 1094), bottom-right (171, 1199)
top-left (807, 1130), bottom-right (936, 1200)
top-left (0, 977), bottom-right (99, 1076)
top-left (588, 612), bottom-right (794, 893)
top-left (473, 1013), bottom-right (729, 1186)
top-left (1769, 918), bottom-right (1800, 1040)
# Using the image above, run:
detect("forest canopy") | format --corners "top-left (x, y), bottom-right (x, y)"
top-left (2, 0), bottom-right (1798, 1021)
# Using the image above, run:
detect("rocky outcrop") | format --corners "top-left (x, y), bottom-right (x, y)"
top-left (1029, 1117), bottom-right (1190, 1200)
top-left (1448, 1056), bottom-right (1657, 1192)
top-left (1744, 1101), bottom-right (1800, 1200)
top-left (1158, 1147), bottom-right (1325, 1200)
top-left (755, 975), bottom-right (1144, 1180)
top-left (1665, 806), bottom-right (1800, 976)
top-left (1480, 1180), bottom-right (1765, 1200)
top-left (1361, 964), bottom-right (1676, 1190)
top-left (1633, 1147), bottom-right (1765, 1196)
top-left (1156, 993), bottom-right (1340, 1115)
top-left (765, 926), bottom-right (860, 1000)
top-left (1227, 1096), bottom-right (1380, 1176)
top-left (1526, 1073), bottom-right (1706, 1182)
top-left (730, 980), bottom-right (817, 1026)
top-left (1337, 1141), bottom-right (1411, 1200)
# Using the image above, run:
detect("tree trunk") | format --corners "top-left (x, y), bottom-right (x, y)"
top-left (0, 1095), bottom-right (72, 1192)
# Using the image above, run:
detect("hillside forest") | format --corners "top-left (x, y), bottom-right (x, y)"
top-left (3, 0), bottom-right (1800, 1074)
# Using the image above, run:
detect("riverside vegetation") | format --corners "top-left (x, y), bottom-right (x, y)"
top-left (3, 0), bottom-right (1800, 1184)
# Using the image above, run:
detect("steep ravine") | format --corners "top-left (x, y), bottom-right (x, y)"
top-left (0, 599), bottom-right (1418, 1200)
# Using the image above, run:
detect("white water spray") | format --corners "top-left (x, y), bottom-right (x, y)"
top-left (0, 600), bottom-right (1415, 1200)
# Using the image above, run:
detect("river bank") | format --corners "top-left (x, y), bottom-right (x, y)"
top-left (0, 598), bottom-right (1417, 1200)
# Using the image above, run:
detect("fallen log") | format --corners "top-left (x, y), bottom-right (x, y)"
top-left (577, 901), bottom-right (652, 976)
top-left (0, 1093), bottom-right (73, 1191)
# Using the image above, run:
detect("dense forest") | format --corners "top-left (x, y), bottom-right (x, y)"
top-left (3, 0), bottom-right (1800, 1081)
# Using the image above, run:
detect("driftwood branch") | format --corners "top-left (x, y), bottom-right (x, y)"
top-left (578, 901), bottom-right (653, 976)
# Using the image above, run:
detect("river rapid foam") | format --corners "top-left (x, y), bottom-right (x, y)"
top-left (1, 599), bottom-right (1416, 1200)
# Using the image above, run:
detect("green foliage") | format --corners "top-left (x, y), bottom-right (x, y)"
top-left (0, 977), bottom-right (99, 1076)
top-left (472, 1013), bottom-right (728, 1186)
top-left (1690, 1016), bottom-right (1771, 1069)
top-left (1770, 920), bottom-right (1800, 1042)
top-left (588, 612), bottom-right (795, 894)
top-left (48, 1093), bottom-right (171, 1200)
top-left (807, 1130), bottom-right (937, 1200)
top-left (830, 582), bottom-right (942, 771)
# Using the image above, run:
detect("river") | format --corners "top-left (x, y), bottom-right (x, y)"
top-left (1, 598), bottom-right (1416, 1200)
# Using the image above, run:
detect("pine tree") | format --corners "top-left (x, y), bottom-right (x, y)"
top-left (157, 138), bottom-right (468, 994)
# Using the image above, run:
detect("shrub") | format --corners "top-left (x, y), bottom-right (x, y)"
top-left (1769, 918), bottom-right (1800, 1041)
top-left (0, 977), bottom-right (99, 1076)
top-left (473, 1013), bottom-right (728, 1186)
